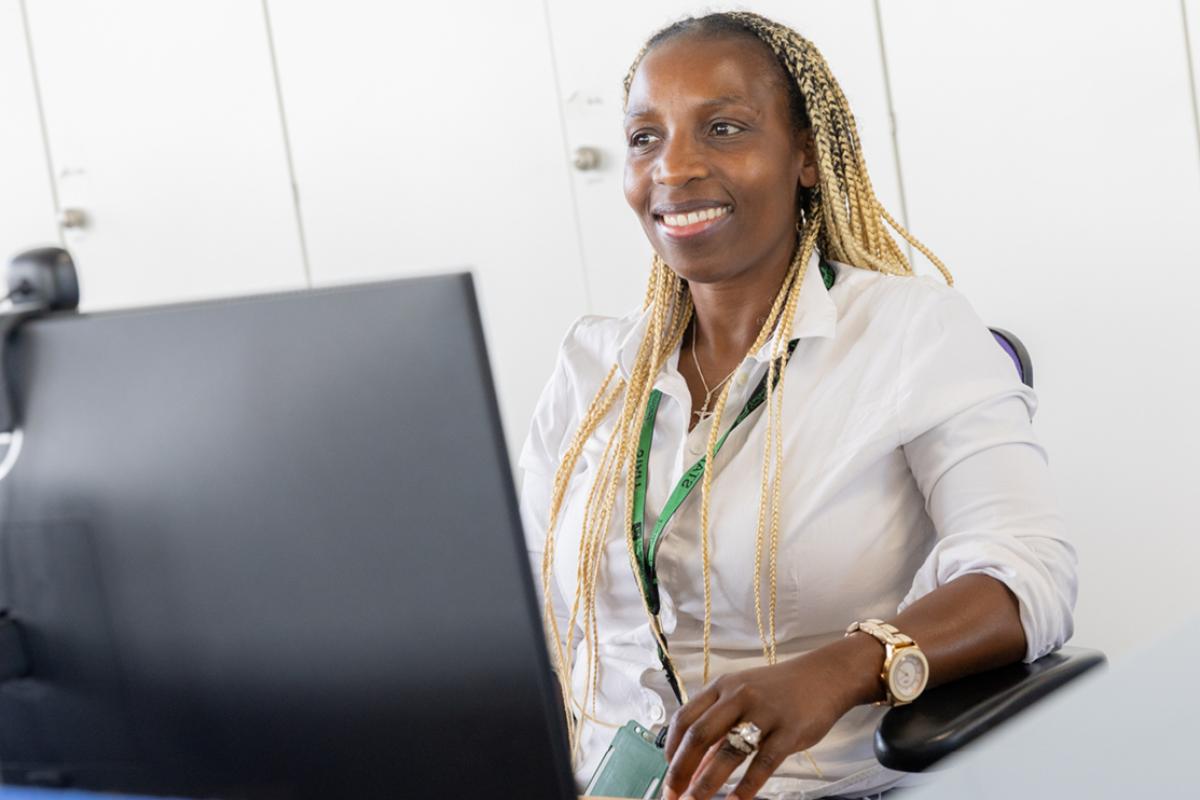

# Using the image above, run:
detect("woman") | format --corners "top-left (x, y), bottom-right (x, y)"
top-left (519, 11), bottom-right (1076, 800)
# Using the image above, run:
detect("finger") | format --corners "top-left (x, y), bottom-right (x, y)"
top-left (692, 740), bottom-right (724, 779)
top-left (664, 683), bottom-right (720, 760)
top-left (662, 701), bottom-right (744, 800)
top-left (683, 736), bottom-right (753, 800)
top-left (665, 742), bottom-right (724, 800)
top-left (728, 735), bottom-right (791, 800)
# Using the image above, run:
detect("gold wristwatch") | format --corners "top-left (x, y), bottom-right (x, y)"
top-left (845, 619), bottom-right (929, 706)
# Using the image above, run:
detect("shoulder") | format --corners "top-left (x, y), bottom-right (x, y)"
top-left (557, 309), bottom-right (641, 365)
top-left (828, 260), bottom-right (963, 324)
top-left (519, 309), bottom-right (641, 474)
top-left (827, 263), bottom-right (1033, 431)
top-left (826, 261), bottom-right (995, 362)
top-left (552, 307), bottom-right (644, 391)
top-left (535, 307), bottom-right (643, 421)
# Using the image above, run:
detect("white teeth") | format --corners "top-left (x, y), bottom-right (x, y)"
top-left (661, 206), bottom-right (730, 227)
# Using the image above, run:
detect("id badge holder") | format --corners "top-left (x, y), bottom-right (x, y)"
top-left (583, 721), bottom-right (669, 799)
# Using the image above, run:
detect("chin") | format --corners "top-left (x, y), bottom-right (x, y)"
top-left (653, 249), bottom-right (732, 285)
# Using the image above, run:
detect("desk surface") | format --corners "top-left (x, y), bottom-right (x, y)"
top-left (8, 618), bottom-right (1188, 800)
top-left (0, 795), bottom-right (624, 800)
top-left (907, 616), bottom-right (1195, 798)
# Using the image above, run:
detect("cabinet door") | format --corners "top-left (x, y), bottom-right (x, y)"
top-left (879, 1), bottom-right (1200, 656)
top-left (0, 0), bottom-right (59, 262)
top-left (546, 0), bottom-right (905, 315)
top-left (266, 1), bottom-right (589, 450)
top-left (24, 0), bottom-right (306, 310)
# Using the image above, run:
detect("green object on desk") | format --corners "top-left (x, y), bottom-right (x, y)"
top-left (584, 721), bottom-right (669, 799)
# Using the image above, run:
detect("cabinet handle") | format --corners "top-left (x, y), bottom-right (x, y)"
top-left (572, 147), bottom-right (602, 172)
top-left (58, 208), bottom-right (88, 230)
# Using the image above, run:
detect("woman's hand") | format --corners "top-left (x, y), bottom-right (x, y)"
top-left (661, 636), bottom-right (882, 800)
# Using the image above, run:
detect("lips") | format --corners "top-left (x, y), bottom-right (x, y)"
top-left (660, 205), bottom-right (731, 227)
top-left (653, 203), bottom-right (733, 239)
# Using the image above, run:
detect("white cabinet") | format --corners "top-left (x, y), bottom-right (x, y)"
top-left (545, 0), bottom-right (907, 315)
top-left (265, 0), bottom-right (588, 449)
top-left (23, 0), bottom-right (306, 311)
top-left (0, 0), bottom-right (59, 263)
top-left (879, 1), bottom-right (1200, 655)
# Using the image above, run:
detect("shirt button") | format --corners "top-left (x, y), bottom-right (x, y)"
top-left (648, 704), bottom-right (665, 723)
top-left (736, 371), bottom-right (749, 387)
top-left (689, 442), bottom-right (704, 457)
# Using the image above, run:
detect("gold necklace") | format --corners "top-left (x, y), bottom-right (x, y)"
top-left (689, 323), bottom-right (740, 423)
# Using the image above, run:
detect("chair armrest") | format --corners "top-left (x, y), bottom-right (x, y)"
top-left (874, 646), bottom-right (1106, 772)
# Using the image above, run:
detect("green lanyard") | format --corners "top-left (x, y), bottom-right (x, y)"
top-left (628, 262), bottom-right (835, 704)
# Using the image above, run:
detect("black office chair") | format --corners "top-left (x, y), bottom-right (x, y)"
top-left (873, 327), bottom-right (1106, 772)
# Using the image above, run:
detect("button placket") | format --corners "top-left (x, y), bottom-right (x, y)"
top-left (686, 417), bottom-right (712, 458)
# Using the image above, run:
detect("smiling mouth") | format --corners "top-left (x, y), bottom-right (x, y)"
top-left (655, 205), bottom-right (733, 238)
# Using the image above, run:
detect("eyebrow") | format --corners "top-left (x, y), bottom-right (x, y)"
top-left (624, 94), bottom-right (759, 122)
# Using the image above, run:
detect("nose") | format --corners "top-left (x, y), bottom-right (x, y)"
top-left (652, 133), bottom-right (709, 187)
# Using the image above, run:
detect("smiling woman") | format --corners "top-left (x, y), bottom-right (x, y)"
top-left (623, 36), bottom-right (814, 291)
top-left (519, 10), bottom-right (1076, 800)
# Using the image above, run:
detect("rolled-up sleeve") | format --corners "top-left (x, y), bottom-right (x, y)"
top-left (895, 287), bottom-right (1078, 662)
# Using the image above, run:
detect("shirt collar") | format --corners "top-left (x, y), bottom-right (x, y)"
top-left (615, 252), bottom-right (839, 380)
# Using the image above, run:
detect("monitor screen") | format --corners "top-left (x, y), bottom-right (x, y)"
top-left (0, 274), bottom-right (574, 799)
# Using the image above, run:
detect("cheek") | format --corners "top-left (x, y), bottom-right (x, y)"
top-left (623, 160), bottom-right (645, 211)
top-left (735, 157), bottom-right (796, 220)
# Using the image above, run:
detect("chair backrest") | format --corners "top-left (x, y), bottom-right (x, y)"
top-left (989, 327), bottom-right (1033, 388)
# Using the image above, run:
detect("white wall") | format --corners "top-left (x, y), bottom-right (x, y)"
top-left (0, 0), bottom-right (58, 261)
top-left (19, 0), bottom-right (308, 308)
top-left (1, 0), bottom-right (1197, 660)
top-left (261, 0), bottom-right (589, 452)
top-left (878, 0), bottom-right (1200, 659)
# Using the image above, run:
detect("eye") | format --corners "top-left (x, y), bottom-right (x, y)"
top-left (628, 130), bottom-right (660, 148)
top-left (711, 121), bottom-right (745, 137)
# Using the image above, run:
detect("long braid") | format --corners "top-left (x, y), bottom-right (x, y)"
top-left (543, 10), bottom-right (951, 769)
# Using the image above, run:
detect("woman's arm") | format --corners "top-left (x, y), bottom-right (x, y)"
top-left (832, 573), bottom-right (1026, 707)
top-left (662, 291), bottom-right (1076, 800)
top-left (660, 574), bottom-right (1025, 800)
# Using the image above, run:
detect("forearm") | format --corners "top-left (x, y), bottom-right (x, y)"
top-left (814, 574), bottom-right (1027, 711)
top-left (659, 576), bottom-right (1029, 800)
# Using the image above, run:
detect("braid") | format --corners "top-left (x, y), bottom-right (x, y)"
top-left (543, 10), bottom-right (951, 768)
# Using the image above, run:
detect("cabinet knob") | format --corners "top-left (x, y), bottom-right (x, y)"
top-left (572, 146), bottom-right (602, 172)
top-left (58, 208), bottom-right (88, 230)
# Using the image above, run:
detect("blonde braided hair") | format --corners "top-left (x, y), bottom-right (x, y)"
top-left (540, 11), bottom-right (951, 764)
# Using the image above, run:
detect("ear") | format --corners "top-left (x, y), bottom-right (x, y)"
top-left (795, 128), bottom-right (819, 189)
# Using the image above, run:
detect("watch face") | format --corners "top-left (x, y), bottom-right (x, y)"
top-left (889, 650), bottom-right (928, 702)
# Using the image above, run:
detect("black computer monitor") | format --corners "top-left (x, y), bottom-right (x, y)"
top-left (0, 273), bottom-right (575, 799)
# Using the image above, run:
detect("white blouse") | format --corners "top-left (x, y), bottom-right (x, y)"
top-left (517, 254), bottom-right (1077, 799)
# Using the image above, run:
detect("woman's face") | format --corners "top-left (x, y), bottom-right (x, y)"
top-left (623, 33), bottom-right (818, 286)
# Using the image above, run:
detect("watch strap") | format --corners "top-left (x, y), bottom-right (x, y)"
top-left (845, 619), bottom-right (925, 706)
